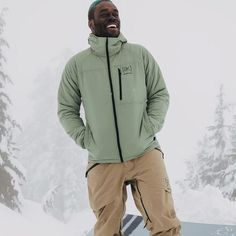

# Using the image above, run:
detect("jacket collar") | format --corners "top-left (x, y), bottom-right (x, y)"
top-left (88, 33), bottom-right (127, 57)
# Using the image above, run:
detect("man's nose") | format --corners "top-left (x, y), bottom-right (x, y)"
top-left (108, 14), bottom-right (116, 20)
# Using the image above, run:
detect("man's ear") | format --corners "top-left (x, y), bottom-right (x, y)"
top-left (88, 19), bottom-right (95, 33)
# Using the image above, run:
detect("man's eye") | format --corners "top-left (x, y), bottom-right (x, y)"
top-left (100, 13), bottom-right (108, 17)
top-left (100, 12), bottom-right (119, 18)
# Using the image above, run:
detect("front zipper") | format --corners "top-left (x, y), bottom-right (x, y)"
top-left (118, 68), bottom-right (122, 100)
top-left (105, 38), bottom-right (124, 162)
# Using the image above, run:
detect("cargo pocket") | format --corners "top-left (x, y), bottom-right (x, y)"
top-left (164, 177), bottom-right (171, 192)
top-left (163, 177), bottom-right (176, 219)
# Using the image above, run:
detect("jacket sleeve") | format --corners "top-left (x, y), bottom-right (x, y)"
top-left (57, 57), bottom-right (86, 149)
top-left (142, 47), bottom-right (170, 134)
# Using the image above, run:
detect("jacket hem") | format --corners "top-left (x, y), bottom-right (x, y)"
top-left (87, 142), bottom-right (160, 164)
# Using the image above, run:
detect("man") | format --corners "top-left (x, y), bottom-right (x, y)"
top-left (57, 0), bottom-right (181, 235)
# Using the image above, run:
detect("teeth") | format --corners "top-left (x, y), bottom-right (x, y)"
top-left (107, 24), bottom-right (117, 28)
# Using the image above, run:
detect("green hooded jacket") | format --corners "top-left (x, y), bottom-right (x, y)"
top-left (57, 33), bottom-right (169, 163)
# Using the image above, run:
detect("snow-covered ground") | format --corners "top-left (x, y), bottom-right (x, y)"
top-left (0, 200), bottom-right (77, 236)
top-left (174, 185), bottom-right (236, 225)
top-left (0, 186), bottom-right (236, 236)
top-left (126, 184), bottom-right (236, 225)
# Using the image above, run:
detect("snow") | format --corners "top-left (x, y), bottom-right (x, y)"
top-left (174, 185), bottom-right (236, 225)
top-left (125, 185), bottom-right (236, 225)
top-left (42, 185), bottom-right (61, 213)
top-left (4, 165), bottom-right (24, 205)
top-left (0, 200), bottom-right (76, 236)
top-left (0, 155), bottom-right (3, 166)
top-left (7, 155), bottom-right (27, 179)
top-left (225, 162), bottom-right (236, 174)
top-left (0, 186), bottom-right (236, 236)
top-left (67, 208), bottom-right (96, 235)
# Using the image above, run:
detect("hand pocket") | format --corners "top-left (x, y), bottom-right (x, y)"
top-left (84, 124), bottom-right (92, 149)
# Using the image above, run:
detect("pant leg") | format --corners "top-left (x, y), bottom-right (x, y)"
top-left (131, 149), bottom-right (181, 236)
top-left (87, 162), bottom-right (127, 236)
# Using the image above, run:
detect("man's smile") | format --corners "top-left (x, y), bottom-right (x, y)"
top-left (106, 24), bottom-right (117, 29)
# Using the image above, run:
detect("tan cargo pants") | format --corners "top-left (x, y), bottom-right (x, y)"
top-left (86, 148), bottom-right (181, 236)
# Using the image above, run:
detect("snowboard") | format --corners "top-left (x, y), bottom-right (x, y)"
top-left (87, 214), bottom-right (236, 236)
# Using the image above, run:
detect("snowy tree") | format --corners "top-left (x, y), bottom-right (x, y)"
top-left (0, 8), bottom-right (25, 212)
top-left (205, 85), bottom-right (229, 188)
top-left (182, 135), bottom-right (211, 190)
top-left (182, 85), bottom-right (236, 200)
top-left (227, 114), bottom-right (236, 166)
top-left (42, 184), bottom-right (61, 214)
top-left (222, 114), bottom-right (236, 200)
top-left (184, 85), bottom-right (229, 188)
top-left (18, 52), bottom-right (88, 221)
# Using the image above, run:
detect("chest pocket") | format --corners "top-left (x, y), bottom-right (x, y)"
top-left (116, 64), bottom-right (146, 103)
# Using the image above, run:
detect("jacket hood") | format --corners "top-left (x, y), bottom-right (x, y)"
top-left (88, 33), bottom-right (127, 57)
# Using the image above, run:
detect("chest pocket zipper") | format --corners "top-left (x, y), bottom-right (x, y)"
top-left (118, 68), bottom-right (122, 100)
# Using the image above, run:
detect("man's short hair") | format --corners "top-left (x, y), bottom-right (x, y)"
top-left (88, 0), bottom-right (112, 20)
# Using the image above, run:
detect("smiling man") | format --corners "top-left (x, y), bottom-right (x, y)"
top-left (88, 0), bottom-right (120, 37)
top-left (57, 0), bottom-right (181, 235)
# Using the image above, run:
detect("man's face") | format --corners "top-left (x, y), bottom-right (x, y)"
top-left (89, 1), bottom-right (120, 37)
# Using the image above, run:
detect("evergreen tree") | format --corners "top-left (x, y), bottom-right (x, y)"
top-left (228, 114), bottom-right (236, 165)
top-left (0, 8), bottom-right (25, 212)
top-left (205, 85), bottom-right (228, 188)
top-left (42, 184), bottom-right (61, 214)
top-left (18, 53), bottom-right (88, 221)
top-left (182, 85), bottom-right (236, 200)
top-left (222, 114), bottom-right (236, 200)
top-left (181, 135), bottom-right (211, 191)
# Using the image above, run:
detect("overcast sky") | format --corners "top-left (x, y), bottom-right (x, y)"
top-left (1, 0), bottom-right (236, 180)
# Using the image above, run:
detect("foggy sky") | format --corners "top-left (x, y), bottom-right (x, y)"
top-left (1, 0), bottom-right (236, 180)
